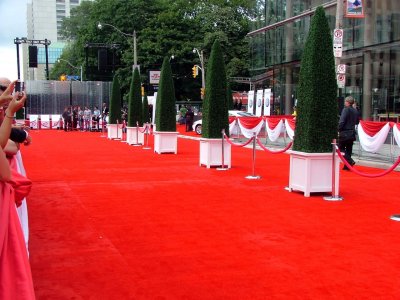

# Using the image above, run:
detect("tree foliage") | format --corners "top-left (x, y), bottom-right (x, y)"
top-left (202, 39), bottom-right (229, 139)
top-left (109, 75), bottom-right (122, 123)
top-left (128, 67), bottom-right (143, 127)
top-left (292, 6), bottom-right (338, 153)
top-left (155, 57), bottom-right (176, 132)
top-left (142, 94), bottom-right (150, 124)
top-left (54, 0), bottom-right (257, 100)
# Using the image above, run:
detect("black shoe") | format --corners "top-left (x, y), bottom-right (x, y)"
top-left (343, 165), bottom-right (350, 171)
top-left (350, 161), bottom-right (356, 166)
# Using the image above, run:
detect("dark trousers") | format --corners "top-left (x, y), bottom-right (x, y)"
top-left (339, 140), bottom-right (355, 165)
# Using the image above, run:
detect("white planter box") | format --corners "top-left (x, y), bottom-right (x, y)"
top-left (154, 131), bottom-right (178, 154)
top-left (287, 150), bottom-right (340, 197)
top-left (126, 126), bottom-right (145, 145)
top-left (199, 138), bottom-right (231, 168)
top-left (107, 124), bottom-right (123, 140)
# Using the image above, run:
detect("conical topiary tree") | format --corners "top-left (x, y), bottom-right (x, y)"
top-left (128, 67), bottom-right (143, 127)
top-left (292, 6), bottom-right (338, 153)
top-left (142, 93), bottom-right (150, 124)
top-left (226, 82), bottom-right (234, 110)
top-left (202, 39), bottom-right (229, 138)
top-left (108, 75), bottom-right (121, 124)
top-left (155, 57), bottom-right (176, 132)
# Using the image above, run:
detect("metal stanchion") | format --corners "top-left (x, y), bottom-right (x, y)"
top-left (143, 123), bottom-right (151, 150)
top-left (245, 132), bottom-right (261, 180)
top-left (100, 117), bottom-right (106, 137)
top-left (133, 121), bottom-right (142, 146)
top-left (114, 119), bottom-right (121, 140)
top-left (324, 139), bottom-right (343, 201)
top-left (217, 129), bottom-right (229, 171)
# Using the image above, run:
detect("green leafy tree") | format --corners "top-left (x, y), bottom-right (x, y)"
top-left (292, 6), bottom-right (338, 153)
top-left (202, 39), bottom-right (229, 139)
top-left (128, 68), bottom-right (143, 127)
top-left (155, 57), bottom-right (176, 132)
top-left (142, 94), bottom-right (150, 124)
top-left (108, 75), bottom-right (121, 124)
top-left (57, 0), bottom-right (256, 96)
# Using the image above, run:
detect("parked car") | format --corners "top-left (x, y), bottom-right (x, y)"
top-left (192, 110), bottom-right (256, 135)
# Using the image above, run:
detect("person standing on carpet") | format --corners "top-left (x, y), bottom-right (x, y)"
top-left (338, 96), bottom-right (360, 170)
top-left (0, 82), bottom-right (35, 299)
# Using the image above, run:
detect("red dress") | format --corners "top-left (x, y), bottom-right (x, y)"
top-left (0, 170), bottom-right (35, 299)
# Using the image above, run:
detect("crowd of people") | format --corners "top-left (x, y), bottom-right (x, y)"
top-left (61, 102), bottom-right (108, 132)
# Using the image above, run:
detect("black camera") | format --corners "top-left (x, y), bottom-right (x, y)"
top-left (15, 81), bottom-right (24, 93)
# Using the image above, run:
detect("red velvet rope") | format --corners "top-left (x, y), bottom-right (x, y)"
top-left (138, 125), bottom-right (147, 133)
top-left (256, 138), bottom-right (293, 154)
top-left (223, 134), bottom-right (254, 147)
top-left (335, 147), bottom-right (400, 178)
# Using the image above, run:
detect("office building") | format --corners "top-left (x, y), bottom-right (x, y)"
top-left (24, 0), bottom-right (89, 80)
top-left (248, 0), bottom-right (400, 121)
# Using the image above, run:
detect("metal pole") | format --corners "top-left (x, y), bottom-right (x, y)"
top-left (16, 40), bottom-right (21, 80)
top-left (115, 119), bottom-right (121, 140)
top-left (217, 129), bottom-right (229, 171)
top-left (245, 133), bottom-right (261, 179)
top-left (133, 121), bottom-right (141, 146)
top-left (133, 30), bottom-right (137, 68)
top-left (324, 139), bottom-right (343, 201)
top-left (143, 123), bottom-right (151, 150)
top-left (45, 39), bottom-right (50, 80)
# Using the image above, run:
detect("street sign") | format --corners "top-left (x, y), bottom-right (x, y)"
top-left (333, 44), bottom-right (343, 58)
top-left (337, 64), bottom-right (346, 74)
top-left (333, 29), bottom-right (344, 44)
top-left (337, 74), bottom-right (346, 88)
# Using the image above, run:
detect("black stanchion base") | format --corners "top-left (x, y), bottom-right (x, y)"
top-left (390, 214), bottom-right (400, 221)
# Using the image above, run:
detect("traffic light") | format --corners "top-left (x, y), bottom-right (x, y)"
top-left (192, 65), bottom-right (198, 78)
top-left (201, 87), bottom-right (205, 98)
top-left (60, 74), bottom-right (67, 81)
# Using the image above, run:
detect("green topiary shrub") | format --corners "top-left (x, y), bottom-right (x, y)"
top-left (155, 57), bottom-right (176, 132)
top-left (202, 39), bottom-right (229, 139)
top-left (292, 6), bottom-right (338, 153)
top-left (226, 82), bottom-right (234, 110)
top-left (142, 93), bottom-right (150, 124)
top-left (128, 67), bottom-right (143, 127)
top-left (108, 75), bottom-right (122, 124)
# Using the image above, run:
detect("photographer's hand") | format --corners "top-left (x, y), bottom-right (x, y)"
top-left (0, 81), bottom-right (15, 107)
top-left (5, 91), bottom-right (26, 117)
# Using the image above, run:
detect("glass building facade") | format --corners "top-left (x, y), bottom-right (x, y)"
top-left (249, 0), bottom-right (400, 120)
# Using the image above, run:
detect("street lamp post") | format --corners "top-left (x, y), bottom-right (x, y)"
top-left (193, 48), bottom-right (205, 99)
top-left (97, 22), bottom-right (138, 70)
top-left (57, 58), bottom-right (83, 81)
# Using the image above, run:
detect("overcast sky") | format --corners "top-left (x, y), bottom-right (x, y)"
top-left (0, 0), bottom-right (28, 80)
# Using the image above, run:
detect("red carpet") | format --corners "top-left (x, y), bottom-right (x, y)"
top-left (21, 126), bottom-right (400, 299)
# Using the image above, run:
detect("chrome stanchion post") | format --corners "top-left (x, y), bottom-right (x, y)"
top-left (324, 139), bottom-right (343, 201)
top-left (143, 123), bottom-right (151, 150)
top-left (217, 129), bottom-right (228, 171)
top-left (114, 119), bottom-right (121, 140)
top-left (133, 121), bottom-right (141, 146)
top-left (245, 132), bottom-right (261, 180)
top-left (100, 116), bottom-right (106, 137)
